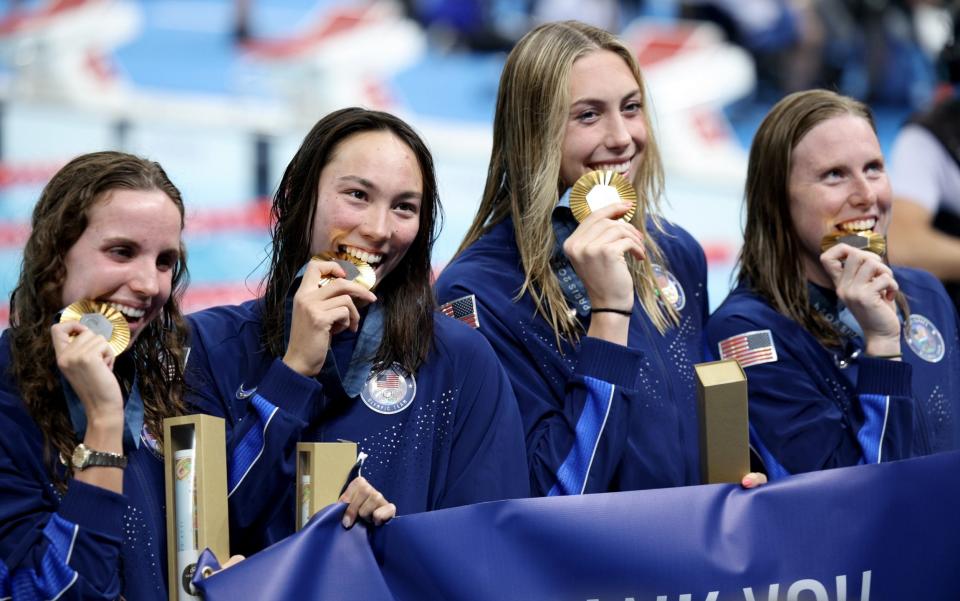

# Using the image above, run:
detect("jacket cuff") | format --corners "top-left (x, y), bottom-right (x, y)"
top-left (575, 336), bottom-right (644, 389)
top-left (857, 356), bottom-right (913, 397)
top-left (59, 479), bottom-right (125, 539)
top-left (256, 358), bottom-right (322, 421)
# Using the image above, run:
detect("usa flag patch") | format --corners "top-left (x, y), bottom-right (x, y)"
top-left (439, 294), bottom-right (480, 329)
top-left (718, 329), bottom-right (777, 368)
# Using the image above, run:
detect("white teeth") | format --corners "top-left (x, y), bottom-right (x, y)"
top-left (107, 302), bottom-right (145, 319)
top-left (591, 160), bottom-right (632, 175)
top-left (340, 246), bottom-right (383, 265)
top-left (838, 218), bottom-right (877, 232)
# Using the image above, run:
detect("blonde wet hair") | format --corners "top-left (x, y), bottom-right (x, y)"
top-left (457, 20), bottom-right (678, 345)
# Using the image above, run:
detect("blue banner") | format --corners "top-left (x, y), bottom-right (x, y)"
top-left (196, 452), bottom-right (960, 601)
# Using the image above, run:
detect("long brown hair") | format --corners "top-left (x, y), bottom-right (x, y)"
top-left (738, 89), bottom-right (907, 347)
top-left (9, 151), bottom-right (190, 483)
top-left (455, 20), bottom-right (677, 345)
top-left (260, 108), bottom-right (441, 373)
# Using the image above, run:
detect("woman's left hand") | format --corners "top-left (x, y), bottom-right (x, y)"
top-left (339, 476), bottom-right (396, 528)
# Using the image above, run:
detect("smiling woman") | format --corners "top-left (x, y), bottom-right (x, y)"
top-left (60, 189), bottom-right (182, 340)
top-left (0, 151), bottom-right (190, 600)
top-left (707, 89), bottom-right (960, 479)
top-left (185, 107), bottom-right (529, 557)
top-left (433, 21), bottom-right (761, 496)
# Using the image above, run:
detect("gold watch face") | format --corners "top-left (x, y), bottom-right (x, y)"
top-left (313, 251), bottom-right (377, 290)
top-left (71, 444), bottom-right (91, 469)
top-left (59, 300), bottom-right (131, 356)
top-left (568, 170), bottom-right (638, 223)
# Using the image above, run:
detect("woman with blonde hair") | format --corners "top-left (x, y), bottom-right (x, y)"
top-left (707, 89), bottom-right (960, 478)
top-left (436, 21), bottom-right (761, 495)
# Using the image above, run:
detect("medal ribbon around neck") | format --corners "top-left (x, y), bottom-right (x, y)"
top-left (807, 283), bottom-right (864, 343)
top-left (59, 300), bottom-right (131, 356)
top-left (62, 371), bottom-right (145, 451)
top-left (286, 258), bottom-right (385, 398)
top-left (550, 208), bottom-right (593, 319)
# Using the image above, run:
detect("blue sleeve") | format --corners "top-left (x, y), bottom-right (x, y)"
top-left (855, 357), bottom-right (914, 464)
top-left (436, 285), bottom-right (685, 496)
top-left (437, 331), bottom-right (530, 506)
top-left (706, 313), bottom-right (914, 477)
top-left (184, 322), bottom-right (323, 555)
top-left (0, 434), bottom-right (128, 600)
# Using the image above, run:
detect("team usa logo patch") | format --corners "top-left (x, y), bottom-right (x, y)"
top-left (905, 314), bottom-right (945, 363)
top-left (718, 329), bottom-right (778, 368)
top-left (652, 264), bottom-right (685, 311)
top-left (361, 363), bottom-right (417, 414)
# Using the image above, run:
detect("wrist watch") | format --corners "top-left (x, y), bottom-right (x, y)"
top-left (71, 443), bottom-right (127, 470)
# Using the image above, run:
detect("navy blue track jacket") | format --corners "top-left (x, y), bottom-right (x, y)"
top-left (185, 300), bottom-right (529, 556)
top-left (0, 332), bottom-right (168, 601)
top-left (435, 216), bottom-right (709, 495)
top-left (707, 267), bottom-right (960, 477)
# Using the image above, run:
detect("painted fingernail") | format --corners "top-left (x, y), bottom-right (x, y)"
top-left (342, 516), bottom-right (352, 528)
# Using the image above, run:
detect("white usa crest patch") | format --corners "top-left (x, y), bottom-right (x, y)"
top-left (905, 314), bottom-right (945, 363)
top-left (652, 264), bottom-right (685, 311)
top-left (361, 363), bottom-right (416, 415)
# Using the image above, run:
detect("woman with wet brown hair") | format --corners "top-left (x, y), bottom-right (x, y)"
top-left (186, 107), bottom-right (528, 556)
top-left (708, 89), bottom-right (960, 479)
top-left (0, 150), bottom-right (189, 599)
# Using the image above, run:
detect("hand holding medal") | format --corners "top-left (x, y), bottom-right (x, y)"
top-left (52, 300), bottom-right (129, 421)
top-left (562, 170), bottom-right (645, 345)
top-left (314, 251), bottom-right (377, 291)
top-left (283, 254), bottom-right (378, 377)
top-left (819, 241), bottom-right (902, 356)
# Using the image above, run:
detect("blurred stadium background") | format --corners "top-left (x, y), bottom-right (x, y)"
top-left (0, 0), bottom-right (953, 323)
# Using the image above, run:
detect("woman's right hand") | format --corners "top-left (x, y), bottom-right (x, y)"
top-left (562, 203), bottom-right (644, 345)
top-left (820, 243), bottom-right (901, 357)
top-left (51, 321), bottom-right (124, 428)
top-left (52, 321), bottom-right (124, 491)
top-left (282, 258), bottom-right (378, 377)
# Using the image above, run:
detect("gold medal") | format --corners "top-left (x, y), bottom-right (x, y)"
top-left (314, 252), bottom-right (377, 290)
top-left (568, 170), bottom-right (637, 223)
top-left (59, 300), bottom-right (131, 356)
top-left (820, 230), bottom-right (886, 256)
